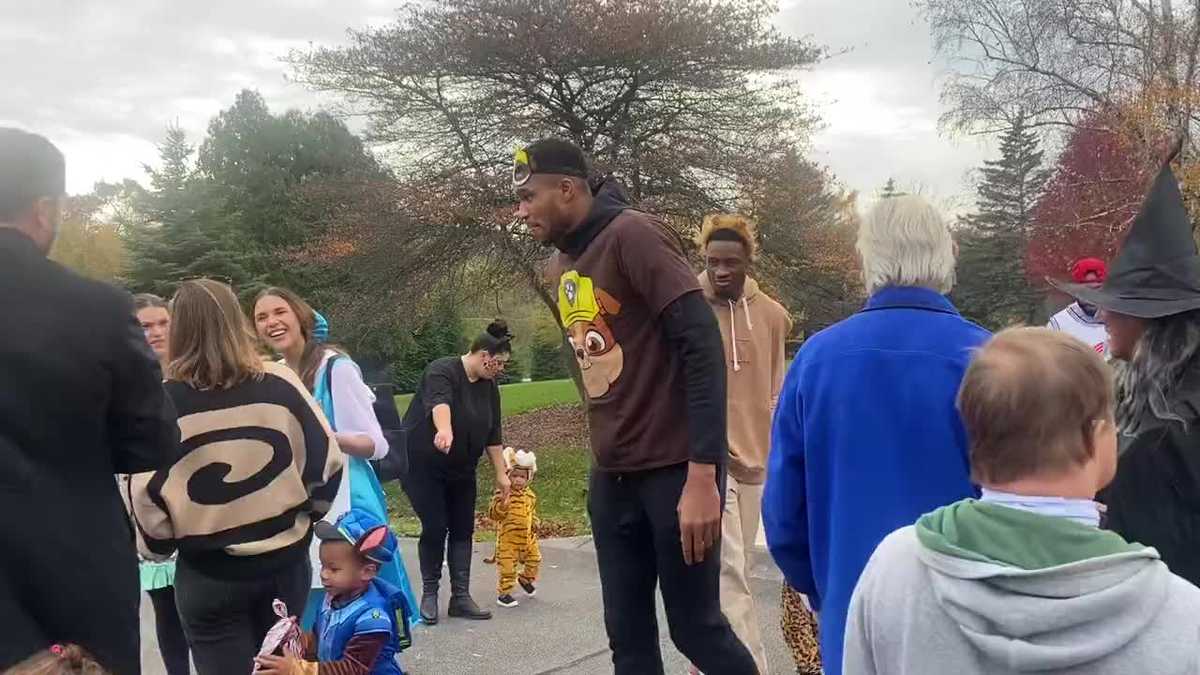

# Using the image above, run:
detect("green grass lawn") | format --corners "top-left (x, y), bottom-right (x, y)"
top-left (385, 377), bottom-right (589, 539)
top-left (384, 443), bottom-right (590, 539)
top-left (393, 377), bottom-right (580, 418)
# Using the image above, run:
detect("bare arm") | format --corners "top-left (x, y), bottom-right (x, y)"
top-left (432, 403), bottom-right (453, 452)
top-left (334, 432), bottom-right (376, 459)
top-left (485, 444), bottom-right (511, 499)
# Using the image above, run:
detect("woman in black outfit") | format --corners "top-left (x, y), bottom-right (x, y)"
top-left (401, 320), bottom-right (513, 625)
top-left (1054, 147), bottom-right (1200, 587)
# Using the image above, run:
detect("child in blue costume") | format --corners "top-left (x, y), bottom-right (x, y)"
top-left (256, 509), bottom-right (411, 675)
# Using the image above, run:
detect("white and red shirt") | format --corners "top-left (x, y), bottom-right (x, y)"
top-left (1048, 303), bottom-right (1108, 358)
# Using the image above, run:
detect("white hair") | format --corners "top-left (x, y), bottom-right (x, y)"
top-left (856, 194), bottom-right (956, 295)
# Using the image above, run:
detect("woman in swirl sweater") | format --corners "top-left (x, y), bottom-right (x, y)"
top-left (129, 279), bottom-right (344, 675)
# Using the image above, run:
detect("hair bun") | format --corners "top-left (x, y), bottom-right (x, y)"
top-left (486, 319), bottom-right (512, 340)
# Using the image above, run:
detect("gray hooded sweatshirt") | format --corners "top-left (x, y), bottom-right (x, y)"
top-left (844, 500), bottom-right (1200, 674)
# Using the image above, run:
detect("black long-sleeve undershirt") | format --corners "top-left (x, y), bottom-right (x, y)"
top-left (661, 290), bottom-right (728, 466)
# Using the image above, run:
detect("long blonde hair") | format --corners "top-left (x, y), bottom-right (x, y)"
top-left (168, 279), bottom-right (264, 390)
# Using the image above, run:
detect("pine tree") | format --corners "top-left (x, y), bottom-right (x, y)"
top-left (123, 126), bottom-right (262, 297)
top-left (880, 178), bottom-right (906, 199)
top-left (953, 112), bottom-right (1050, 328)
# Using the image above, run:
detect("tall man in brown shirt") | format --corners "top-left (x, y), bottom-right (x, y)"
top-left (514, 139), bottom-right (757, 675)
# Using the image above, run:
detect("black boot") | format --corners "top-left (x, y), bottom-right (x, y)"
top-left (418, 541), bottom-right (443, 625)
top-left (420, 578), bottom-right (440, 625)
top-left (446, 540), bottom-right (491, 620)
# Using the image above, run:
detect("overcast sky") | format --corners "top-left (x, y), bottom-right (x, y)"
top-left (1, 0), bottom-right (995, 212)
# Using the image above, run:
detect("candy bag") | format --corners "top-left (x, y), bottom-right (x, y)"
top-left (253, 599), bottom-right (303, 671)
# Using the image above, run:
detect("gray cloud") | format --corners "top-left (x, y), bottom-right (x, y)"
top-left (1, 0), bottom-right (994, 210)
top-left (780, 0), bottom-right (994, 212)
top-left (0, 0), bottom-right (392, 190)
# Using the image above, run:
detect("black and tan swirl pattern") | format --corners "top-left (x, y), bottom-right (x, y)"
top-left (131, 362), bottom-right (343, 571)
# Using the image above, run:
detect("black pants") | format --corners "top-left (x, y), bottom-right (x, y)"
top-left (402, 468), bottom-right (477, 586)
top-left (147, 586), bottom-right (190, 675)
top-left (174, 556), bottom-right (310, 675)
top-left (1, 534), bottom-right (140, 673)
top-left (589, 463), bottom-right (757, 675)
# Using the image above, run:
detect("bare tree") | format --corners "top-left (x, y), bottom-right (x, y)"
top-left (287, 0), bottom-right (828, 394)
top-left (921, 0), bottom-right (1200, 136)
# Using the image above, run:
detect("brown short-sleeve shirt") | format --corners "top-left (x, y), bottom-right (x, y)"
top-left (551, 209), bottom-right (700, 471)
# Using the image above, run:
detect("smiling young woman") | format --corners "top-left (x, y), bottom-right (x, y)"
top-left (252, 287), bottom-right (417, 633)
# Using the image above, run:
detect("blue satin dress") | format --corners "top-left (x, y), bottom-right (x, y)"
top-left (301, 356), bottom-right (418, 633)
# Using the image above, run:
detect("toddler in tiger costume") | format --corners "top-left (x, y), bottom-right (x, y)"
top-left (488, 447), bottom-right (542, 608)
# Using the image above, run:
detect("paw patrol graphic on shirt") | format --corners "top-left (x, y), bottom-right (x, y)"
top-left (557, 270), bottom-right (623, 398)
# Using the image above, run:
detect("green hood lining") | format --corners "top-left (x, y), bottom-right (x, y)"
top-left (916, 500), bottom-right (1144, 570)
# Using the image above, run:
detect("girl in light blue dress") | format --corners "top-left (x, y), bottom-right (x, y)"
top-left (128, 293), bottom-right (191, 674)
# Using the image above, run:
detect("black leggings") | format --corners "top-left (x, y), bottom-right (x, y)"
top-left (173, 556), bottom-right (310, 675)
top-left (401, 469), bottom-right (477, 584)
top-left (147, 587), bottom-right (190, 675)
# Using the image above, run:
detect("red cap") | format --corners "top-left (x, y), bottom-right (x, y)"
top-left (1071, 258), bottom-right (1107, 283)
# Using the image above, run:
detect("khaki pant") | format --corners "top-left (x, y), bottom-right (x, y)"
top-left (721, 476), bottom-right (770, 674)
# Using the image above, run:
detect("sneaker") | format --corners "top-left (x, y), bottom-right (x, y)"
top-left (497, 594), bottom-right (519, 608)
top-left (518, 578), bottom-right (537, 596)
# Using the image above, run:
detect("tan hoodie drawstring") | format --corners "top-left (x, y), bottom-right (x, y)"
top-left (729, 296), bottom-right (755, 372)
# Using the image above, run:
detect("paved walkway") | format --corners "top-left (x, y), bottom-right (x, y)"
top-left (140, 537), bottom-right (791, 674)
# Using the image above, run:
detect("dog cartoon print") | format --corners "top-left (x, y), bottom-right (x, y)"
top-left (557, 270), bottom-right (623, 398)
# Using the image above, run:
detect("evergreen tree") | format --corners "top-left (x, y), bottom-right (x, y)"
top-left (953, 112), bottom-right (1050, 328)
top-left (197, 89), bottom-right (385, 249)
top-left (123, 126), bottom-right (262, 297)
top-left (880, 178), bottom-right (906, 199)
top-left (121, 95), bottom-right (383, 300)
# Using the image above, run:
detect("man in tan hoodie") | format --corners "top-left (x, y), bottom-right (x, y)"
top-left (697, 214), bottom-right (793, 674)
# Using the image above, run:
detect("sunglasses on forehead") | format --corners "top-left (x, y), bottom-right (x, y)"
top-left (513, 148), bottom-right (533, 187)
top-left (512, 147), bottom-right (589, 187)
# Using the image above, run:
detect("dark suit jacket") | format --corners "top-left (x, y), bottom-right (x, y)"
top-left (0, 227), bottom-right (176, 591)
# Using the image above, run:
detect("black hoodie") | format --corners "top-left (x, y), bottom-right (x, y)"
top-left (556, 177), bottom-right (632, 257)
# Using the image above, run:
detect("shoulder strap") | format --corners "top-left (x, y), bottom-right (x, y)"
top-left (316, 354), bottom-right (345, 431)
top-left (322, 354), bottom-right (343, 399)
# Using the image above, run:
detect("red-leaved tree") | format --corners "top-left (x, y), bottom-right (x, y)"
top-left (1027, 112), bottom-right (1153, 286)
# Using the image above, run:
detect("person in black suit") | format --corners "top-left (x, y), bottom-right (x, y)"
top-left (0, 128), bottom-right (177, 673)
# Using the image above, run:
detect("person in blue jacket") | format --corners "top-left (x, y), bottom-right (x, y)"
top-left (763, 194), bottom-right (989, 675)
top-left (256, 509), bottom-right (410, 675)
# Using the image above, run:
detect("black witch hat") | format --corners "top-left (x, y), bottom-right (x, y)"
top-left (1051, 140), bottom-right (1200, 318)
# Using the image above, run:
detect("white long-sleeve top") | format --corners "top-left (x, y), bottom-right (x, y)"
top-left (320, 350), bottom-right (388, 461)
top-left (1047, 303), bottom-right (1108, 359)
top-left (309, 349), bottom-right (388, 588)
